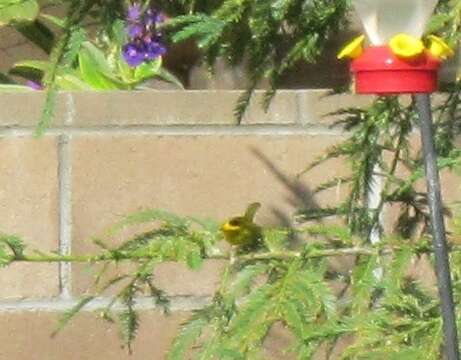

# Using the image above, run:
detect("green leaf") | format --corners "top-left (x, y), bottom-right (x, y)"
top-left (263, 228), bottom-right (289, 251)
top-left (226, 284), bottom-right (274, 347)
top-left (0, 234), bottom-right (25, 257)
top-left (0, 234), bottom-right (22, 267)
top-left (281, 299), bottom-right (305, 338)
top-left (10, 59), bottom-right (48, 82)
top-left (78, 42), bottom-right (123, 90)
top-left (35, 85), bottom-right (57, 137)
top-left (186, 249), bottom-right (203, 270)
top-left (351, 255), bottom-right (379, 314)
top-left (0, 0), bottom-right (39, 25)
top-left (381, 246), bottom-right (413, 304)
top-left (168, 313), bottom-right (208, 360)
top-left (12, 59), bottom-right (50, 72)
top-left (52, 296), bottom-right (94, 337)
top-left (0, 84), bottom-right (33, 91)
top-left (229, 263), bottom-right (268, 298)
top-left (40, 13), bottom-right (65, 28)
top-left (56, 73), bottom-right (92, 90)
top-left (118, 307), bottom-right (139, 352)
top-left (271, 0), bottom-right (293, 21)
top-left (63, 27), bottom-right (87, 65)
top-left (107, 209), bottom-right (188, 237)
top-left (134, 58), bottom-right (162, 81)
top-left (110, 19), bottom-right (127, 45)
top-left (155, 67), bottom-right (184, 89)
top-left (168, 316), bottom-right (208, 360)
top-left (426, 13), bottom-right (451, 34)
top-left (216, 348), bottom-right (245, 359)
top-left (0, 245), bottom-right (9, 267)
top-left (80, 42), bottom-right (114, 76)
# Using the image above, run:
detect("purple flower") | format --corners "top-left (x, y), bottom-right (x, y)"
top-left (26, 80), bottom-right (43, 90)
top-left (122, 43), bottom-right (145, 67)
top-left (127, 23), bottom-right (143, 39)
top-left (145, 41), bottom-right (166, 60)
top-left (127, 3), bottom-right (141, 22)
top-left (145, 9), bottom-right (164, 26)
top-left (123, 3), bottom-right (167, 67)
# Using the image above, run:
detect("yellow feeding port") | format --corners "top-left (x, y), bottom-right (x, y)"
top-left (427, 35), bottom-right (454, 60)
top-left (337, 35), bottom-right (366, 60)
top-left (389, 33), bottom-right (424, 59)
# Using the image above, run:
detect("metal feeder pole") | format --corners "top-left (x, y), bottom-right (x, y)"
top-left (415, 93), bottom-right (460, 360)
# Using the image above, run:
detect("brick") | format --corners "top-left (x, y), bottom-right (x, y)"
top-left (71, 134), bottom-right (348, 295)
top-left (72, 260), bottom-right (226, 298)
top-left (298, 89), bottom-right (375, 125)
top-left (0, 137), bottom-right (59, 298)
top-left (0, 310), bottom-right (353, 359)
top-left (441, 169), bottom-right (461, 207)
top-left (244, 91), bottom-right (298, 125)
top-left (0, 310), bottom-right (188, 360)
top-left (0, 92), bottom-right (71, 127)
top-left (0, 27), bottom-right (26, 52)
top-left (71, 90), bottom-right (298, 126)
top-left (0, 49), bottom-right (15, 73)
top-left (153, 260), bottom-right (226, 296)
top-left (4, 42), bottom-right (46, 65)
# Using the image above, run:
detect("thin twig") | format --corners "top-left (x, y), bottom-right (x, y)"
top-left (9, 244), bottom-right (460, 265)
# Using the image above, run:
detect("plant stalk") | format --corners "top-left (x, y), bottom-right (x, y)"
top-left (7, 245), bottom-right (448, 264)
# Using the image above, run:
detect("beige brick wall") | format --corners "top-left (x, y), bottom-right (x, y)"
top-left (0, 90), bottom-right (445, 359)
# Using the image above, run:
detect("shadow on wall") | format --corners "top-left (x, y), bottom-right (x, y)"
top-left (250, 147), bottom-right (323, 247)
top-left (251, 147), bottom-right (321, 218)
top-left (251, 143), bottom-right (355, 288)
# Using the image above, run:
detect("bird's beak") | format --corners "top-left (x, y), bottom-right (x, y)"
top-left (221, 221), bottom-right (240, 232)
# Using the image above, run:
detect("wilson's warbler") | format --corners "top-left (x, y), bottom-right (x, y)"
top-left (221, 202), bottom-right (263, 250)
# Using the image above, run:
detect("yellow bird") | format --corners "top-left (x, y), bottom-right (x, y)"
top-left (221, 202), bottom-right (263, 250)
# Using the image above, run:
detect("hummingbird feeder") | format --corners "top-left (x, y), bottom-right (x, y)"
top-left (339, 1), bottom-right (459, 359)
top-left (338, 0), bottom-right (453, 94)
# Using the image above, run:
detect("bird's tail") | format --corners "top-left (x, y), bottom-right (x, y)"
top-left (244, 202), bottom-right (261, 222)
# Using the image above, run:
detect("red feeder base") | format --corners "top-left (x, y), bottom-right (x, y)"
top-left (351, 46), bottom-right (441, 95)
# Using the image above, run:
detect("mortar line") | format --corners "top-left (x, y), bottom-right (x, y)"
top-left (0, 295), bottom-right (211, 313)
top-left (58, 134), bottom-right (72, 299)
top-left (295, 91), bottom-right (302, 126)
top-left (0, 125), bottom-right (347, 137)
top-left (64, 93), bottom-right (75, 126)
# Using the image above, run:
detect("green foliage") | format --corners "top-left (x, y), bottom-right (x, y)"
top-left (5, 0), bottom-right (349, 125)
top-left (52, 296), bottom-right (95, 337)
top-left (0, 0), bottom-right (38, 25)
top-left (7, 24), bottom-right (175, 92)
top-left (429, 0), bottom-right (461, 45)
top-left (166, 0), bottom-right (349, 121)
top-left (1, 209), bottom-right (461, 358)
top-left (46, 208), bottom-right (220, 350)
top-left (0, 233), bottom-right (24, 266)
top-left (0, 1), bottom-right (182, 134)
top-left (2, 1), bottom-right (461, 359)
